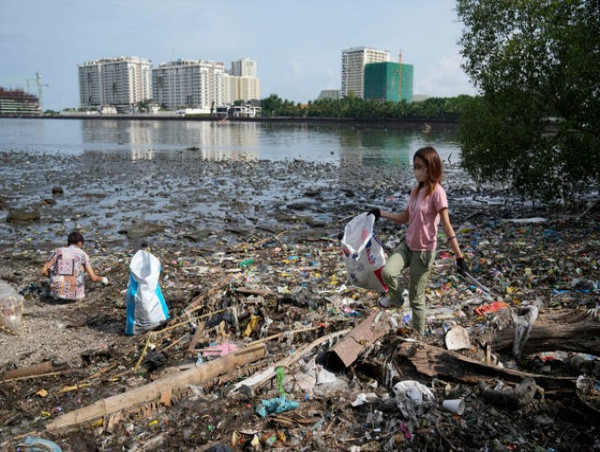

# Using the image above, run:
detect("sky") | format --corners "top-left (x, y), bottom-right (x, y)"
top-left (1, 0), bottom-right (478, 112)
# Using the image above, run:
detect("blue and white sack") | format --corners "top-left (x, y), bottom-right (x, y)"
top-left (341, 213), bottom-right (388, 292)
top-left (125, 250), bottom-right (170, 335)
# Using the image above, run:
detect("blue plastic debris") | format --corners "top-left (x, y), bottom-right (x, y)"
top-left (22, 436), bottom-right (63, 452)
top-left (255, 395), bottom-right (299, 418)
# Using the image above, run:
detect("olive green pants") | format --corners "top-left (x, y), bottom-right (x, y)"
top-left (381, 240), bottom-right (435, 334)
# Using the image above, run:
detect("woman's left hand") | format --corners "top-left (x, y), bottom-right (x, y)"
top-left (456, 257), bottom-right (467, 276)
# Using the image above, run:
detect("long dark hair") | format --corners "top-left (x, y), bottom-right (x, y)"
top-left (412, 146), bottom-right (443, 197)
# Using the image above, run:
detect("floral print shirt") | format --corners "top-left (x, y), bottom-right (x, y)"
top-left (45, 245), bottom-right (91, 300)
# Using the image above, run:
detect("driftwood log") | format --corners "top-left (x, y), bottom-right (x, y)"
top-left (478, 378), bottom-right (539, 410)
top-left (236, 287), bottom-right (275, 297)
top-left (396, 341), bottom-right (575, 394)
top-left (46, 344), bottom-right (267, 432)
top-left (489, 308), bottom-right (600, 355)
top-left (0, 360), bottom-right (68, 381)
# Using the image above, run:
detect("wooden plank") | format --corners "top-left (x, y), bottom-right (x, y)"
top-left (186, 321), bottom-right (206, 356)
top-left (229, 328), bottom-right (350, 394)
top-left (324, 310), bottom-right (391, 369)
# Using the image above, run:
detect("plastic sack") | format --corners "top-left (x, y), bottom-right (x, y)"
top-left (341, 213), bottom-right (388, 291)
top-left (0, 280), bottom-right (24, 335)
top-left (125, 250), bottom-right (170, 336)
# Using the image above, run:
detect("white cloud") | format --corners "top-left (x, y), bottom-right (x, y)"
top-left (416, 50), bottom-right (477, 97)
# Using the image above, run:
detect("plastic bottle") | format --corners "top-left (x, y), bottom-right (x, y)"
top-left (240, 258), bottom-right (254, 268)
top-left (0, 280), bottom-right (24, 335)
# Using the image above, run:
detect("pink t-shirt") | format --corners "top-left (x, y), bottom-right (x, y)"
top-left (46, 245), bottom-right (92, 300)
top-left (405, 184), bottom-right (448, 251)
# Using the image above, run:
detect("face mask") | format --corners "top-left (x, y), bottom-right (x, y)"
top-left (413, 167), bottom-right (427, 183)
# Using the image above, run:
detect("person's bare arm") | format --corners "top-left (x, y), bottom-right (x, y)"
top-left (85, 264), bottom-right (105, 283)
top-left (41, 258), bottom-right (54, 276)
top-left (440, 207), bottom-right (463, 258)
top-left (381, 208), bottom-right (409, 225)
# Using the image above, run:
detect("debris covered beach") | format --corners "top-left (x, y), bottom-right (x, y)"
top-left (1, 149), bottom-right (599, 451)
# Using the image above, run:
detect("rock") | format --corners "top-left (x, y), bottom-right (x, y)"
top-left (118, 222), bottom-right (167, 239)
top-left (6, 208), bottom-right (41, 223)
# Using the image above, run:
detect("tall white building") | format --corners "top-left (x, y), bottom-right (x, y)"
top-left (78, 56), bottom-right (152, 108)
top-left (223, 75), bottom-right (260, 104)
top-left (238, 76), bottom-right (260, 102)
top-left (152, 59), bottom-right (225, 112)
top-left (222, 75), bottom-right (238, 106)
top-left (231, 58), bottom-right (257, 78)
top-left (341, 47), bottom-right (390, 99)
top-left (222, 59), bottom-right (260, 104)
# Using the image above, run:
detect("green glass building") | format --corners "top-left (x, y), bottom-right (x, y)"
top-left (364, 62), bottom-right (414, 102)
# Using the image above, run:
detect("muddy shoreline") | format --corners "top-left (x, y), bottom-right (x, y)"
top-left (1, 151), bottom-right (599, 451)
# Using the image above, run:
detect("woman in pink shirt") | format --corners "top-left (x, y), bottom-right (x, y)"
top-left (369, 146), bottom-right (465, 336)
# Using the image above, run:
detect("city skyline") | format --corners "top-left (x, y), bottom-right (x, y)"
top-left (1, 1), bottom-right (478, 112)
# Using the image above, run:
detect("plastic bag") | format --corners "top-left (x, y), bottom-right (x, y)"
top-left (0, 280), bottom-right (24, 335)
top-left (125, 250), bottom-right (170, 335)
top-left (255, 395), bottom-right (299, 418)
top-left (341, 213), bottom-right (388, 291)
top-left (393, 380), bottom-right (436, 404)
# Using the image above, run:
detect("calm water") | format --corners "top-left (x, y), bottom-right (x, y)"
top-left (0, 118), bottom-right (461, 167)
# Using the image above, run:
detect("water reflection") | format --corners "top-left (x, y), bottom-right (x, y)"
top-left (79, 120), bottom-right (260, 161)
top-left (335, 128), bottom-right (413, 167)
top-left (0, 118), bottom-right (461, 166)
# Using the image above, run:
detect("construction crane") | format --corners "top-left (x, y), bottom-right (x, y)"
top-left (27, 71), bottom-right (49, 110)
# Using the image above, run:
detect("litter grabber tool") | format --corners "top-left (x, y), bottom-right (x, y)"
top-left (462, 270), bottom-right (494, 299)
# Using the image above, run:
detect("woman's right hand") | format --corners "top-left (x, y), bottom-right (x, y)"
top-left (367, 208), bottom-right (381, 220)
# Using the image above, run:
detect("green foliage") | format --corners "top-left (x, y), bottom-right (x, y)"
top-left (260, 94), bottom-right (470, 121)
top-left (136, 99), bottom-right (151, 111)
top-left (456, 0), bottom-right (600, 203)
top-left (260, 94), bottom-right (284, 117)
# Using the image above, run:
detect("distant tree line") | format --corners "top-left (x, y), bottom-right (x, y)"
top-left (260, 93), bottom-right (473, 121)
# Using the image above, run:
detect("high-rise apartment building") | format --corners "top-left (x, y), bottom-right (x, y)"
top-left (221, 59), bottom-right (261, 104)
top-left (78, 56), bottom-right (151, 108)
top-left (223, 59), bottom-right (260, 104)
top-left (222, 75), bottom-right (260, 104)
top-left (152, 59), bottom-right (225, 111)
top-left (341, 47), bottom-right (390, 99)
top-left (230, 58), bottom-right (257, 78)
top-left (237, 76), bottom-right (260, 101)
top-left (364, 62), bottom-right (414, 102)
top-left (223, 75), bottom-right (239, 106)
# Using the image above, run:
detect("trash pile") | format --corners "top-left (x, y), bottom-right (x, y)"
top-left (0, 151), bottom-right (599, 451)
